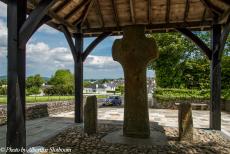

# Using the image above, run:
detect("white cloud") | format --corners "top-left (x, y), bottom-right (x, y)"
top-left (38, 24), bottom-right (59, 34)
top-left (0, 19), bottom-right (7, 47)
top-left (85, 55), bottom-right (121, 70)
top-left (0, 2), bottom-right (7, 18)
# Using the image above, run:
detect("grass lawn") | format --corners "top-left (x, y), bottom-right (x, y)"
top-left (0, 95), bottom-right (109, 104)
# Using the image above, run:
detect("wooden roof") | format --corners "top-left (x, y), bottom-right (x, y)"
top-left (26, 0), bottom-right (230, 36)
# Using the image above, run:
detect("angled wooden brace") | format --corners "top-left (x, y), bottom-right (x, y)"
top-left (200, 0), bottom-right (225, 15)
top-left (19, 0), bottom-right (56, 48)
top-left (60, 25), bottom-right (78, 62)
top-left (82, 32), bottom-right (112, 61)
top-left (176, 28), bottom-right (212, 60)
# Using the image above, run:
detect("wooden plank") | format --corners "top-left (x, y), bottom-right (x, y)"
top-left (201, 0), bottom-right (224, 15)
top-left (82, 32), bottom-right (112, 61)
top-left (184, 0), bottom-right (190, 22)
top-left (148, 0), bottom-right (152, 24)
top-left (129, 0), bottom-right (135, 24)
top-left (210, 23), bottom-right (221, 130)
top-left (19, 0), bottom-right (55, 48)
top-left (111, 0), bottom-right (119, 26)
top-left (95, 0), bottom-right (104, 27)
top-left (53, 0), bottom-right (71, 13)
top-left (166, 0), bottom-right (171, 23)
top-left (7, 0), bottom-right (27, 150)
top-left (219, 0), bottom-right (230, 5)
top-left (74, 33), bottom-right (84, 123)
top-left (176, 28), bottom-right (212, 59)
top-left (64, 0), bottom-right (90, 20)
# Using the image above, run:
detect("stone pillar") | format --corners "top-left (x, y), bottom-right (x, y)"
top-left (178, 102), bottom-right (193, 141)
top-left (112, 26), bottom-right (159, 138)
top-left (84, 96), bottom-right (97, 135)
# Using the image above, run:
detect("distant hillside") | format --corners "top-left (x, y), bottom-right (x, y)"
top-left (0, 76), bottom-right (50, 81)
top-left (0, 76), bottom-right (6, 80)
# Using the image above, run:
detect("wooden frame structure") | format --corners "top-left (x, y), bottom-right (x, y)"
top-left (1, 0), bottom-right (230, 152)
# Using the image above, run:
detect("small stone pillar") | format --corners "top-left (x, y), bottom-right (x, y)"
top-left (112, 26), bottom-right (159, 138)
top-left (178, 102), bottom-right (193, 141)
top-left (84, 96), bottom-right (97, 135)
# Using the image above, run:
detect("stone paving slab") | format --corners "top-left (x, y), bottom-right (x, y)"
top-left (55, 108), bottom-right (230, 137)
top-left (0, 108), bottom-right (229, 152)
top-left (0, 117), bottom-right (76, 149)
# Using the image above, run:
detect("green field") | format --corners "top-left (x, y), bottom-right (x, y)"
top-left (0, 95), bottom-right (108, 104)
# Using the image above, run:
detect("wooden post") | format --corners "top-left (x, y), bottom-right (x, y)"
top-left (210, 22), bottom-right (221, 130)
top-left (7, 0), bottom-right (27, 151)
top-left (74, 32), bottom-right (84, 123)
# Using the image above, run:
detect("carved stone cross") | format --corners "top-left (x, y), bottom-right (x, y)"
top-left (112, 26), bottom-right (159, 138)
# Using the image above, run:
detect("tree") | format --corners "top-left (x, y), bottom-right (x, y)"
top-left (48, 69), bottom-right (74, 86)
top-left (26, 74), bottom-right (44, 89)
top-left (45, 69), bottom-right (74, 95)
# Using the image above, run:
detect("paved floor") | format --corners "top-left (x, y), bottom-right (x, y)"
top-left (55, 108), bottom-right (230, 137)
top-left (0, 108), bottom-right (230, 150)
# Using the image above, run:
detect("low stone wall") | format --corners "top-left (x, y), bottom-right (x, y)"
top-left (0, 101), bottom-right (74, 126)
top-left (150, 97), bottom-right (227, 110)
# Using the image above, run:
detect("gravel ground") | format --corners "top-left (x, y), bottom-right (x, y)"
top-left (40, 122), bottom-right (230, 154)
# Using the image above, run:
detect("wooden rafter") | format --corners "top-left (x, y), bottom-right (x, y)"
top-left (184, 0), bottom-right (190, 22)
top-left (111, 0), bottom-right (119, 26)
top-left (95, 0), bottom-right (104, 27)
top-left (166, 0), bottom-right (171, 23)
top-left (218, 8), bottom-right (230, 24)
top-left (129, 0), bottom-right (135, 24)
top-left (200, 0), bottom-right (224, 15)
top-left (219, 0), bottom-right (230, 5)
top-left (53, 0), bottom-right (71, 13)
top-left (19, 0), bottom-right (55, 48)
top-left (148, 0), bottom-right (152, 24)
top-left (176, 28), bottom-right (212, 59)
top-left (64, 0), bottom-right (91, 20)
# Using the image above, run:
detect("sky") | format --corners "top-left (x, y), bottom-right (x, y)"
top-left (0, 2), bottom-right (154, 79)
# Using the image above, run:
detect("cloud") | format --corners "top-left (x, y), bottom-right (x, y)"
top-left (38, 24), bottom-right (60, 34)
top-left (0, 19), bottom-right (7, 47)
top-left (85, 55), bottom-right (121, 70)
top-left (0, 2), bottom-right (7, 18)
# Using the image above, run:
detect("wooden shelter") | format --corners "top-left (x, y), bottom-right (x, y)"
top-left (1, 0), bottom-right (230, 152)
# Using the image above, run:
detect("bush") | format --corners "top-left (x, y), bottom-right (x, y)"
top-left (153, 88), bottom-right (230, 101)
top-left (44, 85), bottom-right (73, 96)
top-left (0, 87), bottom-right (7, 95)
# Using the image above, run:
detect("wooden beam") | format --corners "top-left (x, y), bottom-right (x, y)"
top-left (60, 25), bottom-right (77, 62)
top-left (200, 0), bottom-right (224, 15)
top-left (176, 28), bottom-right (212, 59)
top-left (166, 0), bottom-right (171, 23)
top-left (148, 0), bottom-right (152, 24)
top-left (74, 33), bottom-right (84, 123)
top-left (95, 0), bottom-right (104, 27)
top-left (82, 32), bottom-right (112, 61)
top-left (72, 0), bottom-right (95, 28)
top-left (219, 0), bottom-right (230, 5)
top-left (64, 0), bottom-right (90, 20)
top-left (53, 0), bottom-right (71, 13)
top-left (218, 8), bottom-right (230, 24)
top-left (184, 0), bottom-right (190, 22)
top-left (219, 15), bottom-right (230, 58)
top-left (19, 0), bottom-right (55, 48)
top-left (129, 0), bottom-right (135, 24)
top-left (7, 0), bottom-right (27, 150)
top-left (210, 23), bottom-right (222, 130)
top-left (111, 0), bottom-right (119, 26)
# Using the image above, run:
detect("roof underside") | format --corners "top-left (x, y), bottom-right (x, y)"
top-left (26, 0), bottom-right (230, 36)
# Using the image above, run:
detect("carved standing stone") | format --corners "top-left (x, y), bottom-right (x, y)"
top-left (112, 26), bottom-right (159, 138)
top-left (84, 96), bottom-right (97, 135)
top-left (178, 102), bottom-right (193, 141)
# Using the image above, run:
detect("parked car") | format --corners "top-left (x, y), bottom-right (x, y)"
top-left (102, 96), bottom-right (122, 106)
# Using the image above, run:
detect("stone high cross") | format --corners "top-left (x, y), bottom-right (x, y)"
top-left (112, 26), bottom-right (159, 138)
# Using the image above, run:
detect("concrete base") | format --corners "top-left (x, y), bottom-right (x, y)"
top-left (102, 130), bottom-right (168, 146)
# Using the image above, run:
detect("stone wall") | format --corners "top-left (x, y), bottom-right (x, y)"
top-left (150, 97), bottom-right (227, 111)
top-left (0, 101), bottom-right (74, 126)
